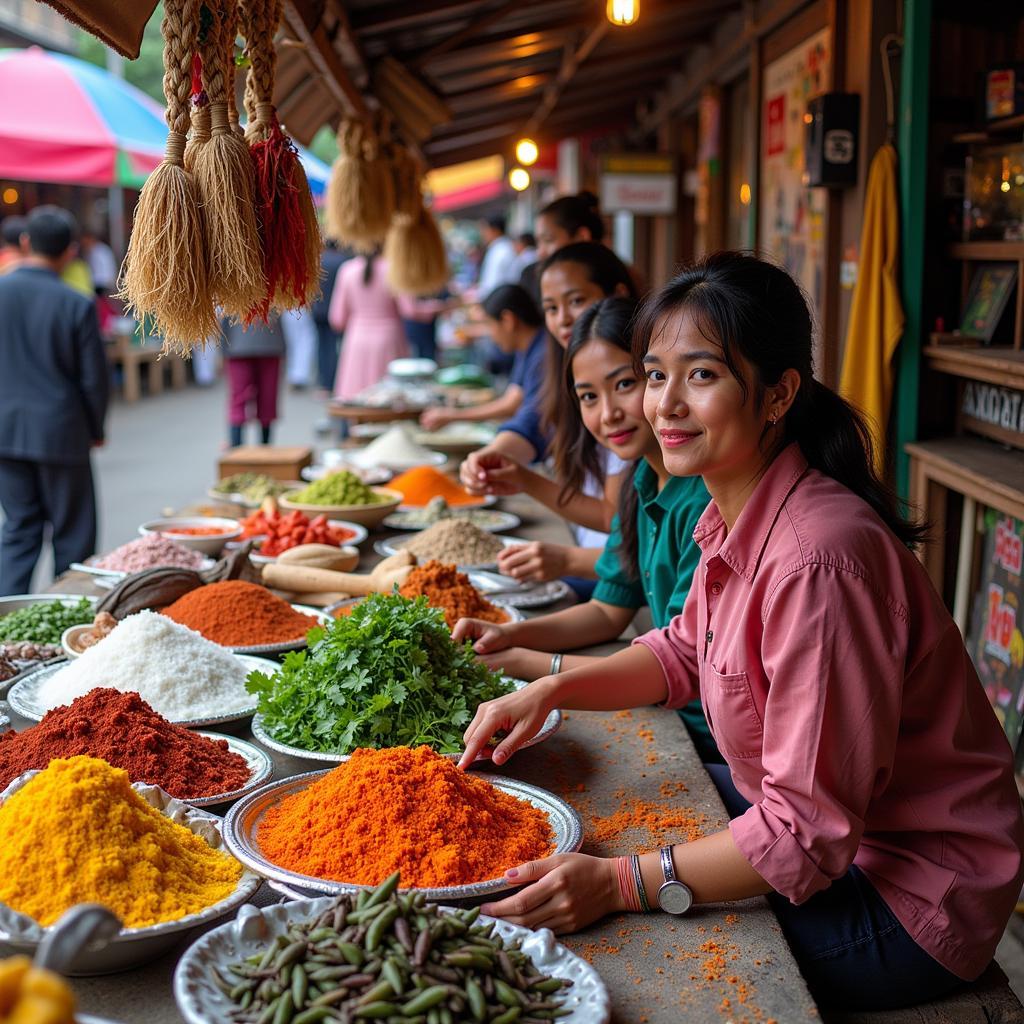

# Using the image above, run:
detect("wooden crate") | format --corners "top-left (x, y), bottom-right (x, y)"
top-left (217, 445), bottom-right (312, 481)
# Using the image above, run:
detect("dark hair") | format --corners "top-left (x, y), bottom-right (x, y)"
top-left (538, 242), bottom-right (639, 442)
top-left (362, 251), bottom-right (377, 285)
top-left (485, 214), bottom-right (507, 235)
top-left (1, 215), bottom-right (27, 248)
top-left (632, 251), bottom-right (927, 548)
top-left (26, 206), bottom-right (76, 259)
top-left (482, 284), bottom-right (541, 327)
top-left (553, 298), bottom-right (643, 576)
top-left (517, 231), bottom-right (536, 248)
top-left (539, 190), bottom-right (604, 242)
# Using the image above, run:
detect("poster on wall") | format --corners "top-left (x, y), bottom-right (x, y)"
top-left (759, 27), bottom-right (831, 326)
top-left (966, 508), bottom-right (1024, 756)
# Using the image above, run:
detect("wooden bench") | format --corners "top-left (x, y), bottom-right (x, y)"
top-left (106, 333), bottom-right (187, 403)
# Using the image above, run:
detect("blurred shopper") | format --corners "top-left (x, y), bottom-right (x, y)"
top-left (0, 206), bottom-right (109, 594)
top-left (80, 229), bottom-right (117, 296)
top-left (222, 315), bottom-right (285, 447)
top-left (519, 192), bottom-right (605, 304)
top-left (0, 216), bottom-right (25, 274)
top-left (476, 215), bottom-right (518, 297)
top-left (311, 240), bottom-right (350, 396)
top-left (510, 231), bottom-right (537, 278)
top-left (281, 308), bottom-right (317, 391)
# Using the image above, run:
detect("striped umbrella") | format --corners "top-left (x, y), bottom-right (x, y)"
top-left (0, 46), bottom-right (330, 196)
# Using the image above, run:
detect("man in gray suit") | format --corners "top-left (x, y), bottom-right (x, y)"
top-left (0, 206), bottom-right (109, 595)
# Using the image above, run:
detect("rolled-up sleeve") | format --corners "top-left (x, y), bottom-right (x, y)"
top-left (730, 564), bottom-right (905, 904)
top-left (632, 584), bottom-right (700, 708)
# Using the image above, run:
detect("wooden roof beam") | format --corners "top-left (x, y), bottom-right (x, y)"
top-left (525, 20), bottom-right (608, 135)
top-left (410, 0), bottom-right (541, 68)
top-left (350, 0), bottom-right (482, 35)
top-left (324, 0), bottom-right (371, 89)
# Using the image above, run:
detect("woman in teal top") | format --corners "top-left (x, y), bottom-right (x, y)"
top-left (453, 299), bottom-right (718, 761)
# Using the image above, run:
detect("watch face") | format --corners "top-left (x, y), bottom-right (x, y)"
top-left (658, 880), bottom-right (693, 915)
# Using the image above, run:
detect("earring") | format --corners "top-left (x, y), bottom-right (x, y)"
top-left (768, 412), bottom-right (778, 425)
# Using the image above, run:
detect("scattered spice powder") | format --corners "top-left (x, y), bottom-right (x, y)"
top-left (389, 465), bottom-right (484, 507)
top-left (258, 745), bottom-right (554, 888)
top-left (0, 756), bottom-right (243, 927)
top-left (398, 560), bottom-right (509, 629)
top-left (161, 580), bottom-right (319, 646)
top-left (0, 689), bottom-right (251, 798)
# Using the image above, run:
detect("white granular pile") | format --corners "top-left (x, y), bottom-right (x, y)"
top-left (38, 610), bottom-right (253, 721)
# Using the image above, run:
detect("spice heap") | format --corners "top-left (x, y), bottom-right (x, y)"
top-left (390, 465), bottom-right (483, 507)
top-left (0, 957), bottom-right (76, 1023)
top-left (94, 534), bottom-right (204, 572)
top-left (212, 874), bottom-right (572, 1024)
top-left (0, 642), bottom-right (62, 684)
top-left (389, 495), bottom-right (511, 530)
top-left (259, 746), bottom-right (553, 887)
top-left (162, 524), bottom-right (236, 537)
top-left (0, 689), bottom-right (251, 798)
top-left (289, 471), bottom-right (385, 507)
top-left (162, 580), bottom-right (319, 647)
top-left (247, 593), bottom-right (511, 754)
top-left (38, 611), bottom-right (252, 721)
top-left (239, 506), bottom-right (357, 554)
top-left (0, 598), bottom-right (93, 644)
top-left (212, 473), bottom-right (294, 503)
top-left (350, 424), bottom-right (436, 468)
top-left (400, 519), bottom-right (505, 565)
top-left (0, 756), bottom-right (243, 927)
top-left (398, 560), bottom-right (509, 630)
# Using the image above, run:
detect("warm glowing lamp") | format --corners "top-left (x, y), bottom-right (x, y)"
top-left (606, 0), bottom-right (638, 26)
top-left (509, 167), bottom-right (531, 191)
top-left (515, 138), bottom-right (539, 166)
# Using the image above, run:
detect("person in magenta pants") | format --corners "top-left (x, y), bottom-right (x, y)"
top-left (457, 252), bottom-right (1024, 1012)
top-left (222, 315), bottom-right (285, 447)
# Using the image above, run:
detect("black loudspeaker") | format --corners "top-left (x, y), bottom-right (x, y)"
top-left (804, 92), bottom-right (860, 188)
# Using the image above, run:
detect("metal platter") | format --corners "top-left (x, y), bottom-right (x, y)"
top-left (228, 604), bottom-right (331, 656)
top-left (249, 677), bottom-right (560, 765)
top-left (222, 772), bottom-right (582, 902)
top-left (0, 595), bottom-right (95, 695)
top-left (173, 898), bottom-right (609, 1024)
top-left (184, 734), bottom-right (274, 808)
top-left (468, 576), bottom-right (575, 609)
top-left (375, 533), bottom-right (526, 571)
top-left (69, 555), bottom-right (216, 578)
top-left (382, 508), bottom-right (522, 533)
top-left (0, 775), bottom-right (261, 975)
top-left (5, 653), bottom-right (276, 728)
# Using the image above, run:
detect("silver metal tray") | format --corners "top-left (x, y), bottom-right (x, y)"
top-left (223, 772), bottom-right (582, 901)
top-left (249, 676), bottom-right (561, 764)
top-left (173, 897), bottom-right (609, 1024)
top-left (468, 575), bottom-right (574, 608)
top-left (375, 532), bottom-right (525, 570)
top-left (69, 555), bottom-right (215, 578)
top-left (382, 508), bottom-right (522, 533)
top-left (5, 653), bottom-right (276, 727)
top-left (185, 733), bottom-right (274, 808)
top-left (228, 604), bottom-right (331, 655)
top-left (0, 774), bottom-right (261, 975)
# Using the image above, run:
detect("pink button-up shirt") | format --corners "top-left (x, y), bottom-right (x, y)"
top-left (635, 444), bottom-right (1024, 980)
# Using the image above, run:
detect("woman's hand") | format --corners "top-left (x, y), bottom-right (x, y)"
top-left (497, 541), bottom-right (568, 583)
top-left (452, 617), bottom-right (512, 653)
top-left (458, 677), bottom-right (558, 767)
top-left (479, 646), bottom-right (550, 681)
top-left (420, 407), bottom-right (456, 431)
top-left (459, 450), bottom-right (526, 496)
top-left (480, 855), bottom-right (625, 934)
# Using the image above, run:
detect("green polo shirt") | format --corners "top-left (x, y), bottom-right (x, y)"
top-left (592, 461), bottom-right (721, 762)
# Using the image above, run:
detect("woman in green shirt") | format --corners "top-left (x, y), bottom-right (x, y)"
top-left (453, 298), bottom-right (717, 761)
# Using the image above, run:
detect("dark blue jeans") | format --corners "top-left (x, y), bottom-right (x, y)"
top-left (705, 763), bottom-right (965, 1010)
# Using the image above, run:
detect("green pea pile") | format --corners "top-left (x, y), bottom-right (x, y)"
top-left (0, 598), bottom-right (93, 644)
top-left (213, 872), bottom-right (572, 1023)
top-left (289, 471), bottom-right (386, 507)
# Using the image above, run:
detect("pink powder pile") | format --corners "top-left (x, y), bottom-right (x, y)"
top-left (94, 535), bottom-right (204, 573)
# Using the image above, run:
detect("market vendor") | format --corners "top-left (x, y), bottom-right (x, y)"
top-left (458, 252), bottom-right (1024, 1012)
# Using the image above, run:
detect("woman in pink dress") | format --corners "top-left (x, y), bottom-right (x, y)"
top-left (327, 254), bottom-right (411, 401)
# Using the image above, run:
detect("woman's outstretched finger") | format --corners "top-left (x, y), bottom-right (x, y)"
top-left (459, 707), bottom-right (500, 768)
top-left (489, 717), bottom-right (539, 766)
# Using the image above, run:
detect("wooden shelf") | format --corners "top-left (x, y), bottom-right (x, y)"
top-left (924, 344), bottom-right (1024, 389)
top-left (951, 112), bottom-right (1024, 144)
top-left (947, 241), bottom-right (1024, 261)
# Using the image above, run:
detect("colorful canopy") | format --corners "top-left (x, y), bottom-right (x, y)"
top-left (0, 46), bottom-right (330, 195)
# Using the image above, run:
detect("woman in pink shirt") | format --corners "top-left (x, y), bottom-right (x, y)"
top-left (459, 252), bottom-right (1024, 1010)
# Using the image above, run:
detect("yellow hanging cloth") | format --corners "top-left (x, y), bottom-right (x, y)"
top-left (839, 143), bottom-right (904, 474)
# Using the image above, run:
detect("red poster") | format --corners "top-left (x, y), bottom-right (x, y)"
top-left (765, 94), bottom-right (785, 157)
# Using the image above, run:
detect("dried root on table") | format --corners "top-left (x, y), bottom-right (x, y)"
top-left (262, 550), bottom-right (414, 597)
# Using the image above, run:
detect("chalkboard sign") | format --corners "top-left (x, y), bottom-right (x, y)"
top-left (967, 509), bottom-right (1024, 755)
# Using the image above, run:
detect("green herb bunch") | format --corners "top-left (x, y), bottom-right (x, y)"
top-left (246, 592), bottom-right (513, 754)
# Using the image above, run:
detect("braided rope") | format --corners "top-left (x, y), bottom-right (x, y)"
top-left (163, 0), bottom-right (200, 140)
top-left (239, 0), bottom-right (279, 129)
top-left (199, 0), bottom-right (226, 104)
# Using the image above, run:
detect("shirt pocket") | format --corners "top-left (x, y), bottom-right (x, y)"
top-left (703, 666), bottom-right (764, 760)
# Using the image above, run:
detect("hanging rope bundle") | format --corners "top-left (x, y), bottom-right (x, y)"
top-left (326, 115), bottom-right (395, 252)
top-left (385, 195), bottom-right (449, 296)
top-left (118, 0), bottom-right (216, 352)
top-left (390, 142), bottom-right (421, 221)
top-left (189, 0), bottom-right (264, 320)
top-left (239, 0), bottom-right (321, 320)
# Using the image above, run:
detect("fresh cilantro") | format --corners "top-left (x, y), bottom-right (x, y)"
top-left (246, 592), bottom-right (513, 754)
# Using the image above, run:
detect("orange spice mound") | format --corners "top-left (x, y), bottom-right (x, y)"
top-left (257, 745), bottom-right (554, 887)
top-left (399, 560), bottom-right (509, 629)
top-left (389, 465), bottom-right (484, 507)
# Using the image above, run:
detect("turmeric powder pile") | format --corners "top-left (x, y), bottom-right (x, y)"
top-left (258, 745), bottom-right (554, 888)
top-left (0, 756), bottom-right (243, 928)
top-left (398, 560), bottom-right (510, 629)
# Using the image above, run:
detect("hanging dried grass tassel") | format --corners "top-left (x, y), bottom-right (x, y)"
top-left (385, 195), bottom-right (448, 296)
top-left (239, 0), bottom-right (321, 319)
top-left (118, 0), bottom-right (216, 353)
top-left (190, 0), bottom-right (264, 319)
top-left (326, 116), bottom-right (395, 252)
top-left (390, 142), bottom-right (421, 221)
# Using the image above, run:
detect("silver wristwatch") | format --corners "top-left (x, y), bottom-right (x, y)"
top-left (657, 846), bottom-right (693, 915)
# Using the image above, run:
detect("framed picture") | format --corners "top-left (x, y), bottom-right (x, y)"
top-left (960, 262), bottom-right (1017, 342)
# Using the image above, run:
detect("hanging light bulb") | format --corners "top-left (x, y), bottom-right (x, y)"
top-left (606, 0), bottom-right (639, 26)
top-left (515, 138), bottom-right (539, 166)
top-left (509, 167), bottom-right (531, 191)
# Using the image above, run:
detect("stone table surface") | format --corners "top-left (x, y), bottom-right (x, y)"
top-left (7, 492), bottom-right (818, 1023)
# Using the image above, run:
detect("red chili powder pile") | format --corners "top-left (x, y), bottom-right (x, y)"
top-left (162, 580), bottom-right (319, 646)
top-left (0, 688), bottom-right (251, 798)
